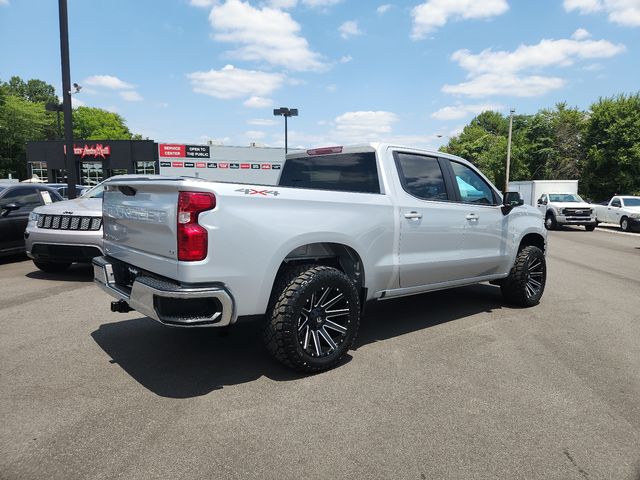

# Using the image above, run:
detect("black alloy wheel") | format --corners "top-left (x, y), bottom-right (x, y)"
top-left (264, 265), bottom-right (361, 373)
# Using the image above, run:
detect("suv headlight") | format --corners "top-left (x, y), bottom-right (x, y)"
top-left (630, 213), bottom-right (640, 219)
top-left (555, 207), bottom-right (564, 215)
top-left (29, 212), bottom-right (39, 222)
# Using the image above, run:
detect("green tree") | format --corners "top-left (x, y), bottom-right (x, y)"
top-left (72, 106), bottom-right (134, 140)
top-left (523, 103), bottom-right (587, 180)
top-left (582, 93), bottom-right (640, 199)
top-left (5, 76), bottom-right (57, 104)
top-left (441, 111), bottom-right (529, 189)
top-left (0, 95), bottom-right (52, 178)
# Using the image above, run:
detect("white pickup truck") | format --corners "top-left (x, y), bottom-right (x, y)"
top-left (594, 196), bottom-right (640, 232)
top-left (93, 144), bottom-right (547, 372)
top-left (536, 192), bottom-right (597, 231)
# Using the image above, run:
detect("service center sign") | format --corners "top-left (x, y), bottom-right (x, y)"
top-left (159, 144), bottom-right (210, 159)
top-left (158, 143), bottom-right (282, 186)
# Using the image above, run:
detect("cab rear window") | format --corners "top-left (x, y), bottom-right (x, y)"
top-left (279, 152), bottom-right (380, 194)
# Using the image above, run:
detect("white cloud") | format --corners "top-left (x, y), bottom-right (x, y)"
top-left (332, 111), bottom-right (398, 142)
top-left (411, 0), bottom-right (508, 39)
top-left (325, 84), bottom-right (337, 92)
top-left (71, 97), bottom-right (85, 108)
top-left (190, 0), bottom-right (218, 7)
top-left (248, 118), bottom-right (278, 126)
top-left (571, 28), bottom-right (592, 39)
top-left (120, 90), bottom-right (143, 102)
top-left (245, 130), bottom-right (267, 139)
top-left (243, 96), bottom-right (273, 108)
top-left (339, 55), bottom-right (353, 63)
top-left (443, 74), bottom-right (566, 97)
top-left (377, 4), bottom-right (393, 14)
top-left (564, 0), bottom-right (640, 26)
top-left (339, 21), bottom-right (362, 39)
top-left (0, 0), bottom-right (9, 6)
top-left (104, 105), bottom-right (119, 113)
top-left (267, 0), bottom-right (298, 7)
top-left (209, 0), bottom-right (326, 71)
top-left (200, 135), bottom-right (231, 145)
top-left (302, 0), bottom-right (342, 7)
top-left (83, 75), bottom-right (135, 90)
top-left (450, 37), bottom-right (625, 74)
top-left (187, 65), bottom-right (285, 100)
top-left (444, 34), bottom-right (625, 97)
top-left (431, 102), bottom-right (504, 120)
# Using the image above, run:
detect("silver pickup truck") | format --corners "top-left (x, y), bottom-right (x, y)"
top-left (93, 144), bottom-right (547, 372)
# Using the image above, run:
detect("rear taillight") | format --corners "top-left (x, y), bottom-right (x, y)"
top-left (177, 191), bottom-right (216, 261)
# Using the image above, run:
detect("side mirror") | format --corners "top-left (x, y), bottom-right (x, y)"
top-left (502, 192), bottom-right (523, 215)
top-left (503, 192), bottom-right (524, 207)
top-left (1, 203), bottom-right (20, 217)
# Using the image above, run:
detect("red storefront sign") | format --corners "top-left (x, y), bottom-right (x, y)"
top-left (159, 144), bottom-right (186, 157)
top-left (64, 144), bottom-right (111, 158)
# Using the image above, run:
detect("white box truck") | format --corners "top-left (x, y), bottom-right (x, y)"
top-left (508, 180), bottom-right (578, 206)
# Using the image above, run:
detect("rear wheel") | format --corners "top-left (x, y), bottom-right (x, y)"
top-left (545, 214), bottom-right (557, 230)
top-left (33, 260), bottom-right (71, 273)
top-left (501, 246), bottom-right (546, 307)
top-left (585, 225), bottom-right (596, 231)
top-left (620, 217), bottom-right (630, 232)
top-left (264, 265), bottom-right (361, 373)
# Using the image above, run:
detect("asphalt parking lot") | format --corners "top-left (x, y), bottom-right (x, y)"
top-left (1, 228), bottom-right (639, 480)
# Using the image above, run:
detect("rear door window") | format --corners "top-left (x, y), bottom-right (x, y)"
top-left (279, 152), bottom-right (380, 194)
top-left (395, 153), bottom-right (448, 201)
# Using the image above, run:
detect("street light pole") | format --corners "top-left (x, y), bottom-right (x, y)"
top-left (505, 108), bottom-right (515, 193)
top-left (58, 0), bottom-right (79, 199)
top-left (273, 107), bottom-right (298, 154)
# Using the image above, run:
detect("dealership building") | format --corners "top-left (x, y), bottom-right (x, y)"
top-left (25, 140), bottom-right (287, 186)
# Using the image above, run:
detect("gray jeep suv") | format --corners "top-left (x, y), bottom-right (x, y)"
top-left (25, 182), bottom-right (104, 272)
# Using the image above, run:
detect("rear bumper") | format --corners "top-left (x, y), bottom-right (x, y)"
top-left (92, 256), bottom-right (236, 328)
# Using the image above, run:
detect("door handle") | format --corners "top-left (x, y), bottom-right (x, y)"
top-left (404, 211), bottom-right (422, 219)
top-left (465, 213), bottom-right (479, 221)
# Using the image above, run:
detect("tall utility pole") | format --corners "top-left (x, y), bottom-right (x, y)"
top-left (273, 107), bottom-right (298, 154)
top-left (504, 108), bottom-right (515, 192)
top-left (58, 0), bottom-right (79, 199)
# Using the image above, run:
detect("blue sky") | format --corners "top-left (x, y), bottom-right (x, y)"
top-left (1, 0), bottom-right (638, 149)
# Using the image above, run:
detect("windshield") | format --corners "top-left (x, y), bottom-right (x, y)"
top-left (549, 193), bottom-right (584, 203)
top-left (622, 197), bottom-right (640, 206)
top-left (81, 182), bottom-right (104, 199)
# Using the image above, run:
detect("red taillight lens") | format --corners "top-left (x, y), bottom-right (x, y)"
top-left (177, 191), bottom-right (215, 261)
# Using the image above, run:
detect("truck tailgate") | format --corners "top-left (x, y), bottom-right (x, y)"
top-left (102, 177), bottom-right (188, 278)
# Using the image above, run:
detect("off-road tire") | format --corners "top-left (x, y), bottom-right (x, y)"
top-left (620, 217), bottom-right (630, 232)
top-left (33, 260), bottom-right (71, 273)
top-left (585, 225), bottom-right (596, 231)
top-left (500, 246), bottom-right (546, 307)
top-left (264, 265), bottom-right (360, 373)
top-left (544, 213), bottom-right (557, 230)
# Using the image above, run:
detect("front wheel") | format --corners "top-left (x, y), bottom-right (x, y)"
top-left (264, 266), bottom-right (361, 373)
top-left (545, 214), bottom-right (557, 230)
top-left (620, 217), bottom-right (630, 232)
top-left (501, 246), bottom-right (546, 307)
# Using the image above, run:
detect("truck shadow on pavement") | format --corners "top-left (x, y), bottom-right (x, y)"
top-left (26, 263), bottom-right (94, 282)
top-left (91, 284), bottom-right (504, 398)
